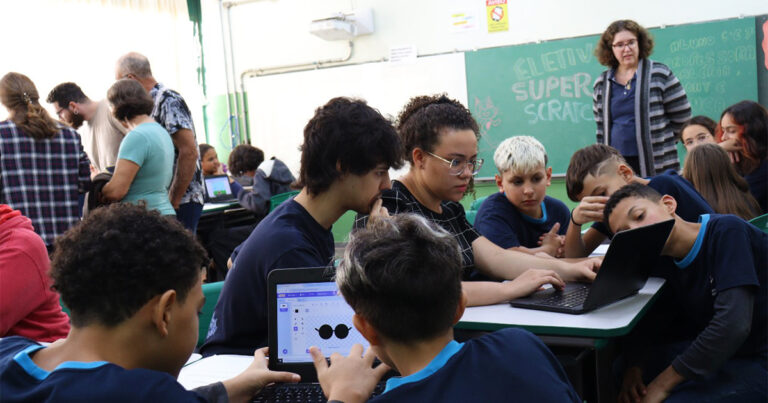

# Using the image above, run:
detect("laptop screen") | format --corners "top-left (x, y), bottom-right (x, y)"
top-left (204, 176), bottom-right (232, 199)
top-left (275, 281), bottom-right (367, 363)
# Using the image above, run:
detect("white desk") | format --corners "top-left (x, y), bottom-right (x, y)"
top-left (457, 277), bottom-right (665, 403)
top-left (458, 277), bottom-right (665, 338)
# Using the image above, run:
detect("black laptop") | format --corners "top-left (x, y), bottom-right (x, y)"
top-left (258, 267), bottom-right (385, 402)
top-left (204, 174), bottom-right (238, 203)
top-left (509, 219), bottom-right (674, 314)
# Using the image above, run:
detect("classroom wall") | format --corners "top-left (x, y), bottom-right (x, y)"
top-left (200, 0), bottom-right (768, 175)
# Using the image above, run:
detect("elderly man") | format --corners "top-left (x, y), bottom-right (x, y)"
top-left (115, 52), bottom-right (204, 232)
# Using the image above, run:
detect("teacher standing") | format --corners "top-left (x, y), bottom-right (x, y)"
top-left (593, 20), bottom-right (691, 177)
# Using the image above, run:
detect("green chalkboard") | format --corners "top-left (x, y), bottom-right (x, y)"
top-left (467, 17), bottom-right (759, 177)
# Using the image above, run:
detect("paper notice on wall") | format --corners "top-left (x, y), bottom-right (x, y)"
top-left (449, 10), bottom-right (478, 33)
top-left (389, 45), bottom-right (418, 65)
top-left (486, 0), bottom-right (508, 33)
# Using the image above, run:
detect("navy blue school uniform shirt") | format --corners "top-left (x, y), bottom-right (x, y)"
top-left (673, 214), bottom-right (767, 359)
top-left (474, 193), bottom-right (569, 249)
top-left (200, 199), bottom-right (334, 356)
top-left (371, 328), bottom-right (580, 403)
top-left (593, 169), bottom-right (713, 236)
top-left (745, 159), bottom-right (767, 214)
top-left (0, 337), bottom-right (206, 402)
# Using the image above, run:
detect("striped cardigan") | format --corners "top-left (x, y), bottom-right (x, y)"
top-left (593, 59), bottom-right (691, 176)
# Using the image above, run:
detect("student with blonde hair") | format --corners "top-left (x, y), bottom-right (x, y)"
top-left (682, 143), bottom-right (760, 220)
top-left (475, 136), bottom-right (569, 257)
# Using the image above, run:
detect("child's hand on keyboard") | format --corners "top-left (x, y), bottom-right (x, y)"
top-left (223, 347), bottom-right (300, 403)
top-left (504, 269), bottom-right (565, 299)
top-left (311, 344), bottom-right (390, 403)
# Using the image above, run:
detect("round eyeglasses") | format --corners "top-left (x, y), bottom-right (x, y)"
top-left (426, 151), bottom-right (484, 176)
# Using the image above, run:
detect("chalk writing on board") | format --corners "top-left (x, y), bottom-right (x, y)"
top-left (473, 96), bottom-right (502, 137)
top-left (661, 24), bottom-right (756, 116)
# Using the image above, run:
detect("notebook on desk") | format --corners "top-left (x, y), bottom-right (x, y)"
top-left (204, 174), bottom-right (238, 203)
top-left (260, 267), bottom-right (384, 402)
top-left (510, 219), bottom-right (674, 314)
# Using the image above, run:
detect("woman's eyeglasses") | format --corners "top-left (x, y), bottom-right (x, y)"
top-left (426, 151), bottom-right (484, 176)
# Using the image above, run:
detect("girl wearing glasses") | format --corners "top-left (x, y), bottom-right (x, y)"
top-left (593, 20), bottom-right (691, 177)
top-left (355, 94), bottom-right (601, 306)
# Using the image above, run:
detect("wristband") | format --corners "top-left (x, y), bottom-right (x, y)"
top-left (570, 209), bottom-right (584, 226)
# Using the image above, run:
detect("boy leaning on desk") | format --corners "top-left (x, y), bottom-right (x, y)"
top-left (603, 183), bottom-right (767, 403)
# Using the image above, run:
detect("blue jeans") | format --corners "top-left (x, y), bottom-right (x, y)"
top-left (176, 202), bottom-right (203, 233)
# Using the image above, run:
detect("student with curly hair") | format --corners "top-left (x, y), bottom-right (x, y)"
top-left (593, 20), bottom-right (691, 176)
top-left (201, 97), bottom-right (403, 356)
top-left (355, 94), bottom-right (601, 307)
top-left (101, 79), bottom-right (175, 215)
top-left (0, 203), bottom-right (300, 401)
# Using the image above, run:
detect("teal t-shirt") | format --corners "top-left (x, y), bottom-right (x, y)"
top-left (117, 122), bottom-right (175, 215)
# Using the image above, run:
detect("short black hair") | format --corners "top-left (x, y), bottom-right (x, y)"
top-left (46, 82), bottom-right (88, 106)
top-left (337, 214), bottom-right (462, 343)
top-left (298, 97), bottom-right (403, 195)
top-left (603, 183), bottom-right (662, 227)
top-left (227, 144), bottom-right (264, 176)
top-left (396, 94), bottom-right (480, 164)
top-left (50, 203), bottom-right (208, 327)
top-left (566, 144), bottom-right (627, 201)
top-left (107, 79), bottom-right (154, 122)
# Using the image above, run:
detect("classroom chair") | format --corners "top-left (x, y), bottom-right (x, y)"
top-left (748, 213), bottom-right (768, 234)
top-left (198, 281), bottom-right (225, 347)
top-left (465, 195), bottom-right (489, 225)
top-left (269, 190), bottom-right (300, 212)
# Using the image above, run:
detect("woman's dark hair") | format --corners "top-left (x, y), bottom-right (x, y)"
top-left (107, 78), bottom-right (154, 122)
top-left (680, 115), bottom-right (717, 140)
top-left (595, 20), bottom-right (654, 68)
top-left (396, 94), bottom-right (479, 164)
top-left (227, 144), bottom-right (264, 176)
top-left (298, 97), bottom-right (403, 195)
top-left (682, 143), bottom-right (760, 220)
top-left (717, 100), bottom-right (768, 163)
top-left (51, 203), bottom-right (208, 327)
top-left (0, 72), bottom-right (59, 139)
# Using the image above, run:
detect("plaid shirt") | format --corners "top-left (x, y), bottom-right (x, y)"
top-left (0, 121), bottom-right (91, 245)
top-left (355, 180), bottom-right (480, 276)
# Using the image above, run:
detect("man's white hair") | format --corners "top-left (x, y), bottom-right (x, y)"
top-left (493, 136), bottom-right (548, 174)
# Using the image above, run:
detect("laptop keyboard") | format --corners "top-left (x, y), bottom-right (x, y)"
top-left (535, 284), bottom-right (590, 308)
top-left (253, 382), bottom-right (385, 402)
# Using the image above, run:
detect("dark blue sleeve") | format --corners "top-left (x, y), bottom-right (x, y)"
top-left (708, 218), bottom-right (760, 292)
top-left (546, 197), bottom-right (571, 235)
top-left (474, 195), bottom-right (521, 249)
top-left (230, 180), bottom-right (243, 198)
top-left (649, 172), bottom-right (714, 220)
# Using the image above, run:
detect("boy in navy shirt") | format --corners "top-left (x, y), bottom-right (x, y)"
top-left (201, 97), bottom-right (403, 356)
top-left (310, 214), bottom-right (581, 403)
top-left (475, 136), bottom-right (569, 257)
top-left (0, 204), bottom-right (300, 402)
top-left (564, 144), bottom-right (713, 258)
top-left (604, 183), bottom-right (767, 402)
